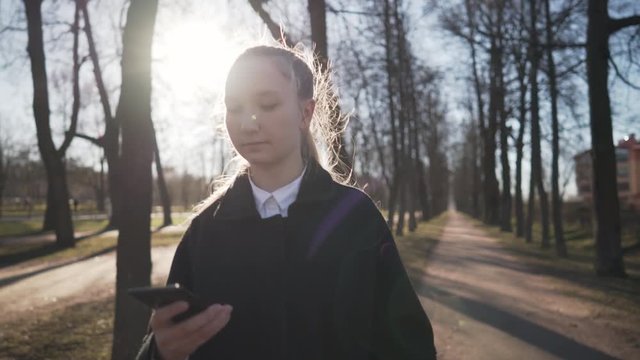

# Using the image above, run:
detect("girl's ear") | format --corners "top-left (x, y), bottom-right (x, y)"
top-left (300, 99), bottom-right (316, 130)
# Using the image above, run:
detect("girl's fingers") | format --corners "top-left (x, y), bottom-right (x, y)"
top-left (174, 305), bottom-right (233, 352)
top-left (150, 301), bottom-right (189, 329)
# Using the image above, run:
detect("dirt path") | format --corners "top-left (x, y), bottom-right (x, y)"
top-left (415, 212), bottom-right (640, 360)
top-left (0, 245), bottom-right (176, 325)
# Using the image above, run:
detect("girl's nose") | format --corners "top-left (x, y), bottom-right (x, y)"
top-left (240, 113), bottom-right (259, 131)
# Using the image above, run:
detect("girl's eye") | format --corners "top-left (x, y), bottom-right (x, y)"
top-left (260, 103), bottom-right (279, 111)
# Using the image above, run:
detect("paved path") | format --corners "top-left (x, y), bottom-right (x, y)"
top-left (415, 212), bottom-right (640, 360)
top-left (0, 245), bottom-right (177, 324)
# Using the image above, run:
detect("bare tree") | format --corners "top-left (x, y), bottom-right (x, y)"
top-left (23, 0), bottom-right (78, 247)
top-left (152, 123), bottom-right (172, 227)
top-left (110, 0), bottom-right (159, 358)
top-left (586, 0), bottom-right (639, 277)
top-left (76, 0), bottom-right (122, 229)
top-left (528, 0), bottom-right (551, 247)
top-left (543, 0), bottom-right (568, 257)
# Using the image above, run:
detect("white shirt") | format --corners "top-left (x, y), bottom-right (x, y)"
top-left (248, 166), bottom-right (306, 218)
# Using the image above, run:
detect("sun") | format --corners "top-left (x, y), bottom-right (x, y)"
top-left (155, 21), bottom-right (243, 94)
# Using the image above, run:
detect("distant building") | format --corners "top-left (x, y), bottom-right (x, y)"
top-left (575, 134), bottom-right (640, 209)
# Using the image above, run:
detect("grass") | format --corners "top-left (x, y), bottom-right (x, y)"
top-left (0, 214), bottom-right (189, 269)
top-left (0, 297), bottom-right (115, 360)
top-left (392, 212), bottom-right (449, 283)
top-left (470, 216), bottom-right (640, 276)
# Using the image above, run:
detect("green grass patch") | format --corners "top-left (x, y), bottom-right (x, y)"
top-left (0, 220), bottom-right (44, 237)
top-left (0, 226), bottom-right (185, 269)
top-left (0, 297), bottom-right (114, 360)
top-left (395, 212), bottom-right (449, 276)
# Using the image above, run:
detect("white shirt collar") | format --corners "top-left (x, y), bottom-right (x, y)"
top-left (248, 166), bottom-right (306, 218)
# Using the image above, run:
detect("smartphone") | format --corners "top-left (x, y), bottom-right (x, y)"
top-left (127, 283), bottom-right (209, 322)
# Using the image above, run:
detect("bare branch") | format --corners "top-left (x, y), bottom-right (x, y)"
top-left (246, 0), bottom-right (296, 47)
top-left (0, 26), bottom-right (27, 34)
top-left (539, 42), bottom-right (586, 49)
top-left (58, 0), bottom-right (81, 156)
top-left (608, 15), bottom-right (640, 36)
top-left (326, 3), bottom-right (380, 17)
top-left (71, 132), bottom-right (103, 147)
top-left (609, 54), bottom-right (640, 90)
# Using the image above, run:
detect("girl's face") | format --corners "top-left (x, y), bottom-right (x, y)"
top-left (224, 56), bottom-right (314, 168)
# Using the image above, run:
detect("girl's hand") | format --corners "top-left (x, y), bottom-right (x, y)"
top-left (150, 301), bottom-right (233, 360)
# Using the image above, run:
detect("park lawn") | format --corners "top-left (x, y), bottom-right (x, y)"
top-left (0, 214), bottom-right (447, 359)
top-left (0, 297), bottom-right (115, 360)
top-left (395, 212), bottom-right (448, 276)
top-left (0, 214), bottom-right (189, 269)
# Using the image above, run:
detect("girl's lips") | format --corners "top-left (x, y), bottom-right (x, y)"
top-left (243, 141), bottom-right (268, 148)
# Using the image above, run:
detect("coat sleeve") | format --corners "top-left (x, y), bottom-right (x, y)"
top-left (135, 223), bottom-right (197, 360)
top-left (370, 218), bottom-right (437, 360)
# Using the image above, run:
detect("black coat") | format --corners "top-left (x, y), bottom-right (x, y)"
top-left (136, 160), bottom-right (436, 360)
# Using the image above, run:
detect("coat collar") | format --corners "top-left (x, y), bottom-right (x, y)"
top-left (212, 159), bottom-right (336, 220)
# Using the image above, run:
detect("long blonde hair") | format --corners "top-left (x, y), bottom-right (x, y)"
top-left (192, 42), bottom-right (350, 217)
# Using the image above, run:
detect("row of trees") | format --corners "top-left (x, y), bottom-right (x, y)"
top-left (448, 0), bottom-right (639, 277)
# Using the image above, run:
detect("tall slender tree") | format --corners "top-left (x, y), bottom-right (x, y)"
top-left (529, 0), bottom-right (551, 247)
top-left (544, 0), bottom-right (568, 257)
top-left (23, 0), bottom-right (76, 247)
top-left (111, 0), bottom-right (159, 358)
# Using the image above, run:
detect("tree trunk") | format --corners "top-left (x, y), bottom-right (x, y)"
top-left (586, 0), bottom-right (626, 276)
top-left (526, 170), bottom-right (534, 243)
top-left (81, 0), bottom-right (122, 230)
top-left (23, 0), bottom-right (74, 247)
top-left (0, 144), bottom-right (5, 219)
top-left (514, 66), bottom-right (526, 238)
top-left (387, 173), bottom-right (400, 229)
top-left (408, 167), bottom-right (417, 231)
top-left (544, 0), bottom-right (567, 257)
top-left (96, 155), bottom-right (106, 212)
top-left (495, 21), bottom-right (511, 232)
top-left (485, 33), bottom-right (500, 225)
top-left (416, 159), bottom-right (430, 220)
top-left (308, 0), bottom-right (352, 177)
top-left (111, 0), bottom-right (159, 358)
top-left (529, 0), bottom-right (550, 248)
top-left (395, 174), bottom-right (406, 236)
top-left (152, 126), bottom-right (172, 227)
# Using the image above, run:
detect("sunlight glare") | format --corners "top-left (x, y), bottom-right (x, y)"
top-left (156, 21), bottom-right (242, 94)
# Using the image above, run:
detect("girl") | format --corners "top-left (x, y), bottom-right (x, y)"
top-left (136, 44), bottom-right (436, 360)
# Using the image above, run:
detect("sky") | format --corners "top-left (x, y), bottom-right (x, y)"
top-left (0, 0), bottom-right (639, 199)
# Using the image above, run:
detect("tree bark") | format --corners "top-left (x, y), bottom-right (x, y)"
top-left (495, 15), bottom-right (511, 232)
top-left (525, 170), bottom-right (534, 243)
top-left (586, 0), bottom-right (626, 276)
top-left (308, 0), bottom-right (352, 177)
top-left (23, 0), bottom-right (75, 247)
top-left (544, 0), bottom-right (567, 257)
top-left (110, 0), bottom-right (158, 358)
top-left (529, 0), bottom-right (551, 248)
top-left (0, 143), bottom-right (5, 219)
top-left (152, 125), bottom-right (172, 227)
top-left (81, 0), bottom-right (122, 230)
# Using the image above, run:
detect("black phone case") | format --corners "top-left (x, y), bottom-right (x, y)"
top-left (127, 285), bottom-right (209, 322)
